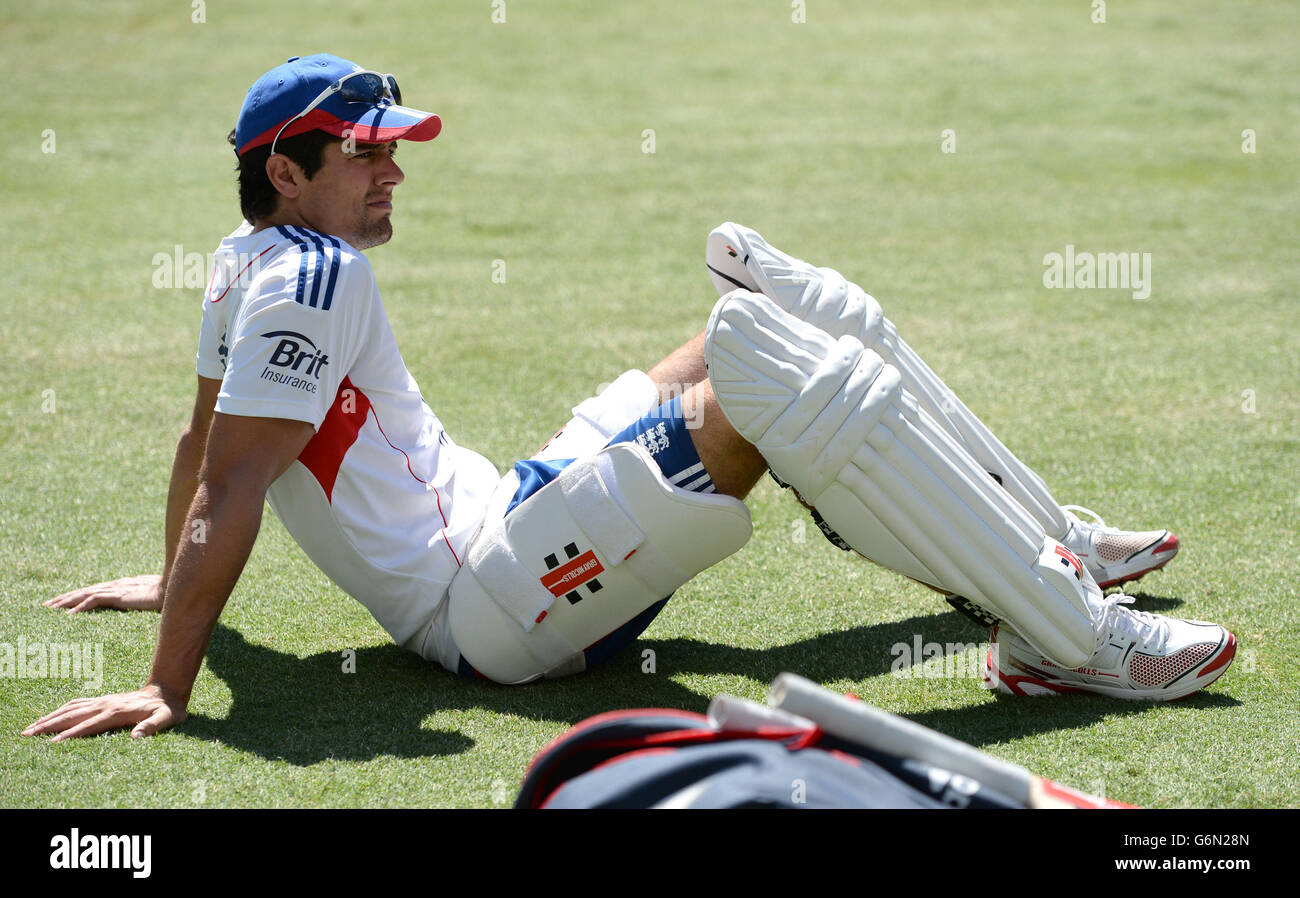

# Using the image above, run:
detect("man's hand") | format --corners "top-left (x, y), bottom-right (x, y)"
top-left (27, 412), bottom-right (314, 744)
top-left (44, 575), bottom-right (164, 614)
top-left (21, 685), bottom-right (187, 742)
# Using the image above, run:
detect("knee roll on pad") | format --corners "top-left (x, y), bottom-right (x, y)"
top-left (705, 290), bottom-right (1098, 669)
top-left (448, 443), bottom-right (752, 684)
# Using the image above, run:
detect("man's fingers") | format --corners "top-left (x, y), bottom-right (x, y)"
top-left (23, 694), bottom-right (123, 734)
top-left (45, 590), bottom-right (111, 612)
top-left (25, 697), bottom-right (94, 726)
top-left (131, 706), bottom-right (181, 739)
top-left (23, 701), bottom-right (102, 736)
top-left (49, 710), bottom-right (124, 743)
top-left (44, 577), bottom-right (158, 611)
top-left (44, 589), bottom-right (91, 608)
top-left (67, 594), bottom-right (107, 613)
top-left (25, 690), bottom-right (180, 741)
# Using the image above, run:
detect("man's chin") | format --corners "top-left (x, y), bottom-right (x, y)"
top-left (351, 216), bottom-right (394, 250)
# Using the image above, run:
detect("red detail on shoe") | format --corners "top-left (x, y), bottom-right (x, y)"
top-left (844, 693), bottom-right (860, 702)
top-left (984, 649), bottom-right (1086, 696)
top-left (985, 648), bottom-right (1025, 695)
top-left (1197, 632), bottom-right (1236, 679)
top-left (1153, 533), bottom-right (1180, 555)
top-left (535, 610), bottom-right (548, 624)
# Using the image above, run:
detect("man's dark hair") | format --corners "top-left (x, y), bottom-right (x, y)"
top-left (227, 128), bottom-right (342, 223)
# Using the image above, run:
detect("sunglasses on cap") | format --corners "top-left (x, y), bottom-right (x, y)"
top-left (269, 69), bottom-right (403, 156)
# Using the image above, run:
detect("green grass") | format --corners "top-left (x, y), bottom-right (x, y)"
top-left (1, 0), bottom-right (1297, 808)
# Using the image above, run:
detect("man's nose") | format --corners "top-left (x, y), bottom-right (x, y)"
top-left (378, 155), bottom-right (404, 186)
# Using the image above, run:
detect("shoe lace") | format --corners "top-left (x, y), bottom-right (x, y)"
top-left (1063, 504), bottom-right (1110, 530)
top-left (1097, 593), bottom-right (1169, 652)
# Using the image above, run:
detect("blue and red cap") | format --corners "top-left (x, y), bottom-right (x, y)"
top-left (235, 53), bottom-right (441, 156)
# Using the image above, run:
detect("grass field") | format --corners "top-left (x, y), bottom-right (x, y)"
top-left (1, 0), bottom-right (1296, 809)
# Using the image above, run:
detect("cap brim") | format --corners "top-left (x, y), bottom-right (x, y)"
top-left (320, 103), bottom-right (442, 144)
top-left (241, 103), bottom-right (442, 154)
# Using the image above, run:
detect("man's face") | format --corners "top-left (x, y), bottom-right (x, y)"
top-left (294, 140), bottom-right (405, 249)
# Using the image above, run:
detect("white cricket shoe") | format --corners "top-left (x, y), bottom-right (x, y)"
top-left (982, 596), bottom-right (1236, 701)
top-left (1059, 505), bottom-right (1180, 590)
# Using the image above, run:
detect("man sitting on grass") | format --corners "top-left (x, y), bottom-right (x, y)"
top-left (24, 54), bottom-right (1234, 743)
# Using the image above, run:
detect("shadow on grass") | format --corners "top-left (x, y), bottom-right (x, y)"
top-left (181, 592), bottom-right (1237, 765)
top-left (182, 626), bottom-right (474, 764)
top-left (1123, 592), bottom-right (1186, 613)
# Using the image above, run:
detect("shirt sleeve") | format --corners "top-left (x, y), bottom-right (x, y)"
top-left (196, 220), bottom-right (256, 380)
top-left (215, 247), bottom-right (374, 429)
top-left (195, 288), bottom-right (227, 380)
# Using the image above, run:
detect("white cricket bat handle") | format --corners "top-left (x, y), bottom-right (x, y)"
top-left (769, 673), bottom-right (1042, 806)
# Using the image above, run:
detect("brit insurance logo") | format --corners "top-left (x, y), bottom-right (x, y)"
top-left (259, 330), bottom-right (328, 394)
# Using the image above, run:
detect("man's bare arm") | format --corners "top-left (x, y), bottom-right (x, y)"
top-left (23, 411), bottom-right (315, 741)
top-left (44, 376), bottom-right (222, 613)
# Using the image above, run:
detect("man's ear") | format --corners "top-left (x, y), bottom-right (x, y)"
top-left (265, 154), bottom-right (304, 200)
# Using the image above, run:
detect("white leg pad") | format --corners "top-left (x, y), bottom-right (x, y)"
top-left (708, 223), bottom-right (1069, 537)
top-left (448, 442), bottom-right (752, 684)
top-left (705, 290), bottom-right (1099, 668)
top-left (872, 315), bottom-right (1069, 537)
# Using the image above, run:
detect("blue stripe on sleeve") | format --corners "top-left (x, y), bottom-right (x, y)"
top-left (321, 235), bottom-right (342, 311)
top-left (296, 227), bottom-right (327, 309)
top-left (275, 225), bottom-right (310, 306)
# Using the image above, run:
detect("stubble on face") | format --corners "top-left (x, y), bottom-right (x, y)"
top-left (306, 141), bottom-right (400, 250)
top-left (350, 211), bottom-right (393, 250)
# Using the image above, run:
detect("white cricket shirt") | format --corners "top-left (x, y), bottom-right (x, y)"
top-left (196, 222), bottom-right (500, 668)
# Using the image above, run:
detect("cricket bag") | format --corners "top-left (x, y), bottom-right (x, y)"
top-left (515, 674), bottom-right (1134, 809)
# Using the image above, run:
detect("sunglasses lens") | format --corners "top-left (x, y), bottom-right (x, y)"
top-left (339, 73), bottom-right (386, 104)
top-left (387, 75), bottom-right (402, 106)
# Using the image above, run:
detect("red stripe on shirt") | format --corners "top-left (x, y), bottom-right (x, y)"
top-left (298, 377), bottom-right (370, 502)
top-left (297, 378), bottom-right (462, 568)
top-left (366, 403), bottom-right (461, 567)
top-left (209, 245), bottom-right (275, 304)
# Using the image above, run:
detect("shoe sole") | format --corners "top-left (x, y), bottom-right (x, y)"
top-left (982, 631), bottom-right (1236, 701)
top-left (1094, 553), bottom-right (1175, 590)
